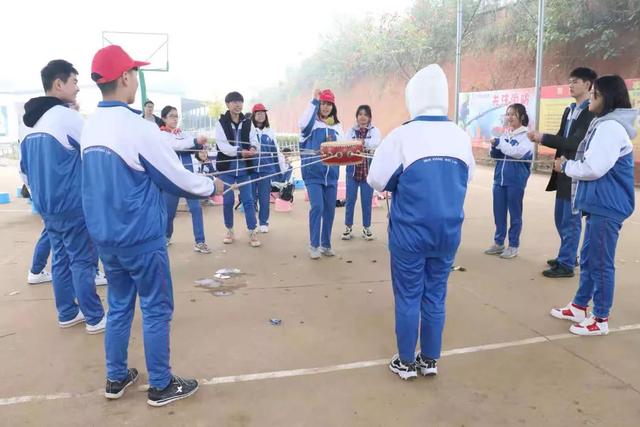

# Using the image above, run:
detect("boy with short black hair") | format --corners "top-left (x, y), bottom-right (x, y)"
top-left (529, 67), bottom-right (597, 278)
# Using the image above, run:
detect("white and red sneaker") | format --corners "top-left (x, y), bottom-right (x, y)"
top-left (570, 315), bottom-right (609, 336)
top-left (550, 302), bottom-right (587, 323)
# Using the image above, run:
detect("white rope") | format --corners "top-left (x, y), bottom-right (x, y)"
top-left (219, 155), bottom-right (336, 195)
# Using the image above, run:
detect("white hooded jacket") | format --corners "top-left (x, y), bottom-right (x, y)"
top-left (367, 64), bottom-right (475, 255)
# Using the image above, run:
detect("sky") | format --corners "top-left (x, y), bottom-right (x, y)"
top-left (1, 0), bottom-right (414, 101)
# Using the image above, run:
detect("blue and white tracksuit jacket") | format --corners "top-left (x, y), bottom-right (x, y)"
top-left (81, 101), bottom-right (215, 388)
top-left (563, 108), bottom-right (637, 319)
top-left (368, 115), bottom-right (475, 363)
top-left (254, 127), bottom-right (287, 226)
top-left (489, 126), bottom-right (533, 247)
top-left (160, 129), bottom-right (206, 243)
top-left (19, 99), bottom-right (104, 325)
top-left (299, 99), bottom-right (344, 248)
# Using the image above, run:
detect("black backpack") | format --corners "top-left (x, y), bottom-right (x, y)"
top-left (279, 183), bottom-right (294, 202)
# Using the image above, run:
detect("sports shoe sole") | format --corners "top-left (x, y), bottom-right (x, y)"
top-left (542, 271), bottom-right (574, 278)
top-left (389, 364), bottom-right (417, 380)
top-left (341, 235), bottom-right (352, 240)
top-left (418, 367), bottom-right (438, 376)
top-left (484, 250), bottom-right (504, 255)
top-left (569, 326), bottom-right (609, 336)
top-left (86, 326), bottom-right (106, 335)
top-left (105, 372), bottom-right (139, 399)
top-left (59, 318), bottom-right (85, 328)
top-left (147, 385), bottom-right (199, 407)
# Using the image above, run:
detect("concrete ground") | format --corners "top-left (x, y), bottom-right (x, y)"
top-left (1, 164), bottom-right (639, 426)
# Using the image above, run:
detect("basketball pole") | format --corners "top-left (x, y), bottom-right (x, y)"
top-left (139, 70), bottom-right (148, 109)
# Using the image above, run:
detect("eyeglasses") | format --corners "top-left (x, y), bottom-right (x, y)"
top-left (167, 114), bottom-right (179, 119)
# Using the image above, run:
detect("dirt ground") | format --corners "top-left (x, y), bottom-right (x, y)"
top-left (0, 164), bottom-right (639, 426)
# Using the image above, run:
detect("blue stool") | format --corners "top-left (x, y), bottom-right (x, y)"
top-left (0, 193), bottom-right (10, 204)
top-left (294, 179), bottom-right (305, 190)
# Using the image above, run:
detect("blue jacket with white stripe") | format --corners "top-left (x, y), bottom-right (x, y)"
top-left (19, 97), bottom-right (85, 220)
top-left (81, 101), bottom-right (215, 256)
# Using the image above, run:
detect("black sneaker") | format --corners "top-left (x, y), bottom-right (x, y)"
top-left (415, 354), bottom-right (438, 376)
top-left (389, 355), bottom-right (417, 380)
top-left (543, 264), bottom-right (575, 278)
top-left (105, 368), bottom-right (139, 399)
top-left (547, 258), bottom-right (579, 268)
top-left (147, 375), bottom-right (199, 407)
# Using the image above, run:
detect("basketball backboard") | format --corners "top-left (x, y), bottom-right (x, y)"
top-left (101, 31), bottom-right (169, 72)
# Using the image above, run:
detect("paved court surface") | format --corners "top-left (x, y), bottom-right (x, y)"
top-left (1, 165), bottom-right (639, 426)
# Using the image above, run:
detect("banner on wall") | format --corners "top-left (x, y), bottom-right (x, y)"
top-left (457, 87), bottom-right (536, 147)
top-left (459, 79), bottom-right (640, 156)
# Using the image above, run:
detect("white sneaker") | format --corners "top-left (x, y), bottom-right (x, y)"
top-left (569, 315), bottom-right (609, 336)
top-left (28, 269), bottom-right (52, 285)
top-left (389, 355), bottom-right (417, 380)
top-left (362, 227), bottom-right (375, 241)
top-left (86, 316), bottom-right (107, 335)
top-left (309, 247), bottom-right (321, 260)
top-left (223, 229), bottom-right (234, 244)
top-left (341, 226), bottom-right (352, 240)
top-left (500, 246), bottom-right (519, 259)
top-left (484, 244), bottom-right (505, 255)
top-left (259, 225), bottom-right (269, 233)
top-left (415, 354), bottom-right (438, 376)
top-left (95, 271), bottom-right (108, 286)
top-left (193, 242), bottom-right (212, 254)
top-left (249, 230), bottom-right (261, 247)
top-left (59, 311), bottom-right (85, 328)
top-left (319, 247), bottom-right (335, 257)
top-left (550, 302), bottom-right (587, 323)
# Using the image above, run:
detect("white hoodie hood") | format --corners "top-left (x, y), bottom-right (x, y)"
top-left (405, 64), bottom-right (449, 118)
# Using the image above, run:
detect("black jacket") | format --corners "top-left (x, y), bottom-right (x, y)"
top-left (542, 105), bottom-right (595, 199)
top-left (216, 111), bottom-right (253, 172)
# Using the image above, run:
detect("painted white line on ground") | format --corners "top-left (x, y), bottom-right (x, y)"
top-left (2, 323), bottom-right (639, 407)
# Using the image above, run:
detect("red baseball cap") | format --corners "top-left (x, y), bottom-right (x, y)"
top-left (319, 89), bottom-right (335, 104)
top-left (91, 45), bottom-right (150, 84)
top-left (252, 103), bottom-right (268, 113)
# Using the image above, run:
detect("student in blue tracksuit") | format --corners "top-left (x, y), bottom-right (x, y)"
top-left (550, 75), bottom-right (637, 336)
top-left (299, 89), bottom-right (344, 259)
top-left (341, 105), bottom-right (382, 241)
top-left (159, 105), bottom-right (210, 253)
top-left (215, 92), bottom-right (261, 247)
top-left (27, 227), bottom-right (108, 285)
top-left (19, 59), bottom-right (105, 334)
top-left (82, 45), bottom-right (222, 406)
top-left (485, 103), bottom-right (534, 259)
top-left (529, 67), bottom-right (597, 278)
top-left (251, 103), bottom-right (286, 233)
top-left (368, 64), bottom-right (475, 380)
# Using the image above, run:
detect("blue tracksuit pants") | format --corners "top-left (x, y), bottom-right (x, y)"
top-left (31, 227), bottom-right (51, 274)
top-left (554, 197), bottom-right (582, 270)
top-left (254, 172), bottom-right (272, 226)
top-left (306, 183), bottom-right (338, 249)
top-left (492, 184), bottom-right (525, 247)
top-left (391, 248), bottom-right (455, 363)
top-left (163, 193), bottom-right (205, 243)
top-left (43, 214), bottom-right (104, 325)
top-left (345, 175), bottom-right (374, 228)
top-left (573, 214), bottom-right (621, 319)
top-left (220, 173), bottom-right (257, 230)
top-left (101, 248), bottom-right (174, 389)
